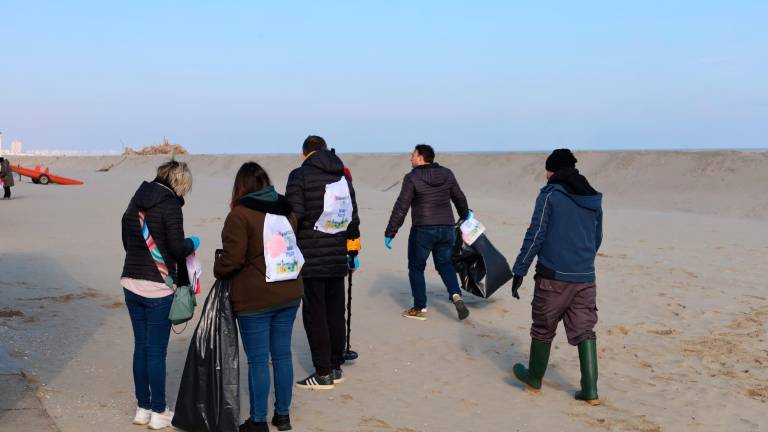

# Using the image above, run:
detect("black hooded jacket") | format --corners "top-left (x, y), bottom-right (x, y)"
top-left (121, 180), bottom-right (194, 285)
top-left (285, 150), bottom-right (361, 279)
top-left (385, 163), bottom-right (469, 238)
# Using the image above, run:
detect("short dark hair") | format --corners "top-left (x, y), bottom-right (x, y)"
top-left (302, 135), bottom-right (328, 156)
top-left (230, 161), bottom-right (272, 209)
top-left (414, 144), bottom-right (435, 163)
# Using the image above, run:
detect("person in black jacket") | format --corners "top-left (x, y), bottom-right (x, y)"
top-left (286, 136), bottom-right (361, 390)
top-left (120, 160), bottom-right (200, 429)
top-left (385, 144), bottom-right (471, 321)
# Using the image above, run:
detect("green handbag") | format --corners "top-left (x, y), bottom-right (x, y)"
top-left (138, 211), bottom-right (196, 329)
top-left (169, 283), bottom-right (196, 326)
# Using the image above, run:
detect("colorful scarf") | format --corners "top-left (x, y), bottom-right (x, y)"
top-left (138, 211), bottom-right (174, 288)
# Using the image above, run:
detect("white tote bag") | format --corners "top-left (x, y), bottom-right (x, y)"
top-left (263, 214), bottom-right (305, 282)
top-left (314, 177), bottom-right (354, 234)
top-left (460, 216), bottom-right (486, 246)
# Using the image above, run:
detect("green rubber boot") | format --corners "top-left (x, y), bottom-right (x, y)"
top-left (513, 339), bottom-right (551, 392)
top-left (575, 337), bottom-right (601, 405)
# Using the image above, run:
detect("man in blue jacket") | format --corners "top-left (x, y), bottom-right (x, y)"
top-left (510, 149), bottom-right (603, 406)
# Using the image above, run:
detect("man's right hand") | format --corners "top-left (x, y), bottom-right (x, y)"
top-left (384, 237), bottom-right (393, 250)
top-left (511, 275), bottom-right (523, 299)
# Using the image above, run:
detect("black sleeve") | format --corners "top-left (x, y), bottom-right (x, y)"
top-left (450, 172), bottom-right (469, 220)
top-left (384, 175), bottom-right (415, 238)
top-left (285, 169), bottom-right (306, 226)
top-left (163, 201), bottom-right (194, 260)
top-left (346, 177), bottom-right (361, 239)
top-left (121, 212), bottom-right (128, 252)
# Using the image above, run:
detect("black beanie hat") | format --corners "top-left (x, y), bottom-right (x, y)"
top-left (545, 149), bottom-right (577, 172)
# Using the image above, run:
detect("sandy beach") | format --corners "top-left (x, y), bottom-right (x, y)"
top-left (1, 151), bottom-right (767, 432)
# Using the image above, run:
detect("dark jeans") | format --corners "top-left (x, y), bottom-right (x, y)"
top-left (530, 275), bottom-right (598, 345)
top-left (302, 277), bottom-right (346, 376)
top-left (123, 288), bottom-right (173, 413)
top-left (3, 186), bottom-right (10, 199)
top-left (238, 305), bottom-right (299, 423)
top-left (408, 226), bottom-right (462, 309)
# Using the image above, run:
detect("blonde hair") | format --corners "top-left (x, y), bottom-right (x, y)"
top-left (156, 160), bottom-right (192, 197)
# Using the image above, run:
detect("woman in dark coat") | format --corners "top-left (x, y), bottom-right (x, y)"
top-left (120, 160), bottom-right (199, 429)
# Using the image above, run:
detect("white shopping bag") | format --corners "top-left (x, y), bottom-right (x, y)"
top-left (314, 177), bottom-right (353, 234)
top-left (186, 253), bottom-right (203, 295)
top-left (460, 216), bottom-right (486, 246)
top-left (263, 214), bottom-right (304, 282)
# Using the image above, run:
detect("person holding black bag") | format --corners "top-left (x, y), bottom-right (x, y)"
top-left (120, 160), bottom-right (200, 429)
top-left (214, 162), bottom-right (304, 432)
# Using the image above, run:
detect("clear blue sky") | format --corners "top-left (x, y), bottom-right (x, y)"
top-left (1, 1), bottom-right (766, 154)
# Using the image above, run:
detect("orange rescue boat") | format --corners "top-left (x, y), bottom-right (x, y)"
top-left (11, 164), bottom-right (84, 185)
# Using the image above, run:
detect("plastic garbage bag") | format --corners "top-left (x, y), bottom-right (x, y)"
top-left (452, 227), bottom-right (513, 299)
top-left (172, 279), bottom-right (240, 432)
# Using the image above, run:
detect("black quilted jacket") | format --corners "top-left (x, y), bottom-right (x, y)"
top-left (121, 180), bottom-right (194, 286)
top-left (385, 163), bottom-right (469, 238)
top-left (285, 150), bottom-right (360, 279)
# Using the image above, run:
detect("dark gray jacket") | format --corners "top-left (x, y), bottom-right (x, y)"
top-left (385, 163), bottom-right (469, 238)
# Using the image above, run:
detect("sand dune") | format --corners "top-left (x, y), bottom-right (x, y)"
top-left (1, 151), bottom-right (767, 431)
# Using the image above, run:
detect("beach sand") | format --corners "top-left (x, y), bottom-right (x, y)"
top-left (1, 151), bottom-right (767, 431)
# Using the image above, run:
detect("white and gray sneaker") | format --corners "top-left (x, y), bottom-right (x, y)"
top-left (132, 407), bottom-right (152, 425)
top-left (452, 294), bottom-right (470, 321)
top-left (295, 373), bottom-right (335, 390)
top-left (332, 369), bottom-right (345, 384)
top-left (148, 409), bottom-right (174, 430)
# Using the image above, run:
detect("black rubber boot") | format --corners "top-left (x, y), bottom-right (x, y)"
top-left (513, 339), bottom-right (551, 392)
top-left (575, 337), bottom-right (601, 405)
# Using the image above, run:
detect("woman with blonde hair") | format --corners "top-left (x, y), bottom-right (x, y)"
top-left (120, 160), bottom-right (200, 429)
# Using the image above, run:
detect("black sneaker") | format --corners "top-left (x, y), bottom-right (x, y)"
top-left (239, 419), bottom-right (269, 432)
top-left (452, 294), bottom-right (470, 320)
top-left (271, 413), bottom-right (292, 431)
top-left (295, 373), bottom-right (335, 390)
top-left (332, 368), bottom-right (345, 384)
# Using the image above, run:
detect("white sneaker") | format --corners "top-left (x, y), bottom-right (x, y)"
top-left (147, 409), bottom-right (174, 430)
top-left (132, 407), bottom-right (152, 425)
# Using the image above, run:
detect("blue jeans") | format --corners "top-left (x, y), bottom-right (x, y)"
top-left (238, 305), bottom-right (299, 423)
top-left (123, 288), bottom-right (173, 413)
top-left (408, 226), bottom-right (462, 309)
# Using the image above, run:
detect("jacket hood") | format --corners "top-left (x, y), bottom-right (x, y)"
top-left (544, 183), bottom-right (603, 211)
top-left (303, 150), bottom-right (345, 175)
top-left (131, 180), bottom-right (183, 211)
top-left (411, 163), bottom-right (450, 187)
top-left (239, 194), bottom-right (293, 216)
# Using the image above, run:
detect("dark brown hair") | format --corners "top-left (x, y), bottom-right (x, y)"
top-left (302, 135), bottom-right (328, 156)
top-left (414, 144), bottom-right (435, 163)
top-left (230, 162), bottom-right (272, 209)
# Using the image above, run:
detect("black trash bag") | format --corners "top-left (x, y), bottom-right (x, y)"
top-left (452, 227), bottom-right (513, 299)
top-left (172, 279), bottom-right (240, 432)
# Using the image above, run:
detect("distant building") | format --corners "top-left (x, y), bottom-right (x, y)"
top-left (10, 141), bottom-right (22, 154)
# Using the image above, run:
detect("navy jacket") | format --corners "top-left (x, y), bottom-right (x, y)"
top-left (512, 184), bottom-right (603, 283)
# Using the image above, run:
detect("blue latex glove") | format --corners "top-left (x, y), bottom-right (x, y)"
top-left (348, 255), bottom-right (360, 271)
top-left (384, 237), bottom-right (393, 250)
top-left (467, 210), bottom-right (474, 220)
top-left (188, 236), bottom-right (200, 251)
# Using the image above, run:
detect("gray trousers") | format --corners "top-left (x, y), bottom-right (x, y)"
top-left (530, 275), bottom-right (597, 346)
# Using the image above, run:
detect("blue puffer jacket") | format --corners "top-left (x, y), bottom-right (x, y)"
top-left (512, 184), bottom-right (603, 283)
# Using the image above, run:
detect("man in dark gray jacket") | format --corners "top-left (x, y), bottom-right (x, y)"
top-left (385, 144), bottom-right (471, 321)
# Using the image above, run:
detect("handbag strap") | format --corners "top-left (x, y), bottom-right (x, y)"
top-left (138, 211), bottom-right (175, 290)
